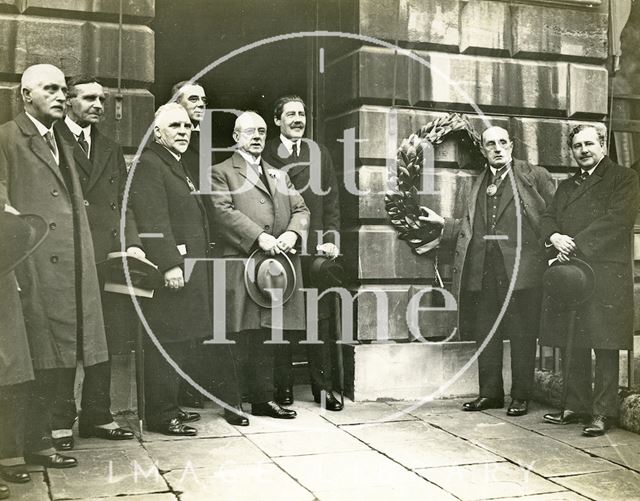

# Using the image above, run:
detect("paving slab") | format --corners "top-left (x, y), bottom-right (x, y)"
top-left (274, 450), bottom-right (425, 493)
top-left (164, 463), bottom-right (315, 501)
top-left (554, 469), bottom-right (640, 501)
top-left (584, 444), bottom-right (640, 472)
top-left (480, 436), bottom-right (621, 477)
top-left (421, 411), bottom-right (540, 441)
top-left (319, 401), bottom-right (416, 426)
top-left (145, 436), bottom-right (270, 471)
top-left (538, 426), bottom-right (640, 451)
top-left (48, 447), bottom-right (167, 499)
top-left (84, 495), bottom-right (177, 501)
top-left (342, 419), bottom-right (439, 445)
top-left (239, 407), bottom-right (336, 434)
top-left (247, 428), bottom-right (369, 457)
top-left (484, 404), bottom-right (562, 431)
top-left (139, 409), bottom-right (242, 442)
top-left (498, 493), bottom-right (591, 501)
top-left (5, 471), bottom-right (48, 501)
top-left (389, 398), bottom-right (468, 417)
top-left (416, 462), bottom-right (565, 500)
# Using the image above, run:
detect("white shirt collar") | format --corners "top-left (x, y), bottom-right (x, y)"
top-left (25, 111), bottom-right (54, 137)
top-left (582, 158), bottom-right (601, 176)
top-left (64, 116), bottom-right (92, 139)
top-left (237, 148), bottom-right (261, 167)
top-left (157, 143), bottom-right (181, 161)
top-left (489, 160), bottom-right (513, 179)
top-left (280, 134), bottom-right (300, 155)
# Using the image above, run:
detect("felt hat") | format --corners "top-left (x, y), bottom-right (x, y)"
top-left (244, 249), bottom-right (297, 308)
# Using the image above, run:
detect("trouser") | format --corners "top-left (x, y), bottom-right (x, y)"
top-left (216, 330), bottom-right (274, 406)
top-left (0, 382), bottom-right (30, 461)
top-left (51, 361), bottom-right (113, 430)
top-left (274, 318), bottom-right (334, 391)
top-left (143, 338), bottom-right (189, 428)
top-left (565, 348), bottom-right (619, 417)
top-left (177, 339), bottom-right (210, 402)
top-left (22, 370), bottom-right (61, 453)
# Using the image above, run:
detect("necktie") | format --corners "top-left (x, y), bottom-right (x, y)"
top-left (492, 167), bottom-right (506, 184)
top-left (575, 170), bottom-right (589, 185)
top-left (77, 130), bottom-right (89, 156)
top-left (44, 131), bottom-right (58, 158)
top-left (291, 141), bottom-right (298, 159)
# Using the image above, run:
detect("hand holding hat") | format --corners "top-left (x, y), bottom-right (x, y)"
top-left (317, 242), bottom-right (339, 259)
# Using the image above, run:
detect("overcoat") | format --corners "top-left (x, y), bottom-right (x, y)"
top-left (129, 141), bottom-right (212, 343)
top-left (0, 112), bottom-right (108, 369)
top-left (262, 138), bottom-right (340, 319)
top-left (210, 151), bottom-right (310, 334)
top-left (539, 157), bottom-right (640, 350)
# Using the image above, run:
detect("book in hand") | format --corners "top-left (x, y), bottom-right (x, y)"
top-left (97, 251), bottom-right (163, 298)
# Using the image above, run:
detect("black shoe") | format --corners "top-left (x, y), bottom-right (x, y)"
top-left (252, 401), bottom-right (297, 419)
top-left (0, 465), bottom-right (30, 483)
top-left (462, 397), bottom-right (504, 411)
top-left (0, 483), bottom-right (9, 500)
top-left (177, 409), bottom-right (201, 423)
top-left (543, 409), bottom-right (589, 425)
top-left (25, 453), bottom-right (77, 469)
top-left (506, 399), bottom-right (528, 417)
top-left (275, 387), bottom-right (294, 405)
top-left (149, 418), bottom-right (197, 436)
top-left (224, 406), bottom-right (250, 426)
top-left (178, 387), bottom-right (205, 409)
top-left (583, 415), bottom-right (612, 437)
top-left (78, 424), bottom-right (134, 440)
top-left (313, 389), bottom-right (343, 411)
top-left (52, 436), bottom-right (74, 451)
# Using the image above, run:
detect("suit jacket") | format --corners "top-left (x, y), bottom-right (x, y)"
top-left (0, 112), bottom-right (108, 369)
top-left (539, 156), bottom-right (640, 349)
top-left (210, 151), bottom-right (310, 333)
top-left (130, 141), bottom-right (212, 342)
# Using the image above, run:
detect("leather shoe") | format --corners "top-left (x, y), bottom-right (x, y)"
top-left (462, 397), bottom-right (504, 412)
top-left (506, 399), bottom-right (528, 417)
top-left (313, 389), bottom-right (343, 411)
top-left (149, 418), bottom-right (197, 436)
top-left (0, 465), bottom-right (30, 483)
top-left (224, 406), bottom-right (250, 426)
top-left (252, 401), bottom-right (297, 419)
top-left (543, 409), bottom-right (588, 425)
top-left (583, 415), bottom-right (612, 437)
top-left (78, 424), bottom-right (134, 440)
top-left (275, 386), bottom-right (294, 405)
top-left (52, 436), bottom-right (74, 451)
top-left (0, 483), bottom-right (8, 500)
top-left (178, 387), bottom-right (205, 409)
top-left (25, 453), bottom-right (77, 469)
top-left (177, 409), bottom-right (201, 423)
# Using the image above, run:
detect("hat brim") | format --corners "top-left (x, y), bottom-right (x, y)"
top-left (308, 256), bottom-right (344, 290)
top-left (97, 252), bottom-right (164, 290)
top-left (244, 249), bottom-right (297, 308)
top-left (543, 257), bottom-right (595, 308)
top-left (0, 213), bottom-right (49, 278)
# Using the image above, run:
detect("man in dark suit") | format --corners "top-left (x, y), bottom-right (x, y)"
top-left (210, 111), bottom-right (310, 423)
top-left (541, 124), bottom-right (640, 436)
top-left (420, 126), bottom-right (555, 416)
top-left (130, 103), bottom-right (212, 436)
top-left (49, 76), bottom-right (138, 448)
top-left (262, 95), bottom-right (342, 411)
top-left (0, 63), bottom-right (108, 469)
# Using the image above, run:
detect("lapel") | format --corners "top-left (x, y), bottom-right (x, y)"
top-left (16, 113), bottom-right (68, 192)
top-left (54, 120), bottom-right (93, 188)
top-left (284, 140), bottom-right (309, 179)
top-left (469, 168), bottom-right (488, 229)
top-left (232, 151), bottom-right (272, 198)
top-left (565, 158), bottom-right (608, 207)
top-left (495, 161), bottom-right (522, 223)
top-left (87, 127), bottom-right (113, 193)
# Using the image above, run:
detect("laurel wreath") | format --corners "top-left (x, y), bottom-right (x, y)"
top-left (384, 113), bottom-right (481, 255)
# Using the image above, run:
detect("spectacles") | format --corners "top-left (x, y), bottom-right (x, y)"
top-left (187, 95), bottom-right (207, 105)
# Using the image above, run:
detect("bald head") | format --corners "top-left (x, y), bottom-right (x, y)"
top-left (20, 64), bottom-right (67, 127)
top-left (153, 103), bottom-right (192, 155)
top-left (233, 112), bottom-right (267, 158)
top-left (480, 126), bottom-right (513, 168)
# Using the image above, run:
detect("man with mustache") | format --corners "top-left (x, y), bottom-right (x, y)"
top-left (262, 96), bottom-right (342, 411)
top-left (541, 124), bottom-right (640, 436)
top-left (48, 76), bottom-right (139, 449)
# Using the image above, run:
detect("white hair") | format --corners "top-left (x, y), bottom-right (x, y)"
top-left (154, 102), bottom-right (189, 126)
top-left (20, 64), bottom-right (65, 93)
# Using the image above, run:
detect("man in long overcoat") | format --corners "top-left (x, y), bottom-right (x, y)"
top-left (262, 95), bottom-right (342, 411)
top-left (420, 126), bottom-right (555, 417)
top-left (541, 124), bottom-right (640, 436)
top-left (130, 103), bottom-right (212, 436)
top-left (51, 75), bottom-right (138, 447)
top-left (210, 111), bottom-right (310, 422)
top-left (0, 63), bottom-right (106, 468)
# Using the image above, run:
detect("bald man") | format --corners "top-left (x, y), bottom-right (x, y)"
top-left (210, 111), bottom-right (310, 423)
top-left (419, 126), bottom-right (555, 416)
top-left (0, 63), bottom-right (109, 468)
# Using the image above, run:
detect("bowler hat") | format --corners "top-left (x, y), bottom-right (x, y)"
top-left (542, 257), bottom-right (595, 309)
top-left (308, 256), bottom-right (344, 290)
top-left (244, 249), bottom-right (297, 308)
top-left (0, 212), bottom-right (49, 277)
top-left (97, 251), bottom-right (164, 297)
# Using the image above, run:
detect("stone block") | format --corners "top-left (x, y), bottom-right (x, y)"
top-left (511, 3), bottom-right (607, 61)
top-left (568, 63), bottom-right (608, 117)
top-left (100, 88), bottom-right (155, 149)
top-left (355, 285), bottom-right (410, 341)
top-left (21, 0), bottom-right (154, 18)
top-left (0, 15), bottom-right (153, 82)
top-left (0, 82), bottom-right (21, 125)
top-left (460, 0), bottom-right (510, 56)
top-left (358, 0), bottom-right (460, 49)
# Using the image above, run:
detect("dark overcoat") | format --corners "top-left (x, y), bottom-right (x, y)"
top-left (0, 112), bottom-right (108, 369)
top-left (210, 152), bottom-right (310, 334)
top-left (129, 141), bottom-right (212, 343)
top-left (262, 138), bottom-right (340, 319)
top-left (539, 157), bottom-right (640, 350)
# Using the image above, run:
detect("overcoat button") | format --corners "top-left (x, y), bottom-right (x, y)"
top-left (109, 177), bottom-right (116, 184)
top-left (112, 230), bottom-right (118, 237)
top-left (50, 255), bottom-right (59, 264)
top-left (453, 267), bottom-right (457, 273)
top-left (49, 222), bottom-right (56, 230)
top-left (51, 189), bottom-right (59, 196)
top-left (264, 225), bottom-right (270, 230)
top-left (84, 200), bottom-right (89, 206)
top-left (259, 199), bottom-right (265, 204)
top-left (111, 203), bottom-right (117, 210)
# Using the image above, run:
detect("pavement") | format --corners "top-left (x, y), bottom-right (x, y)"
top-left (8, 387), bottom-right (640, 501)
